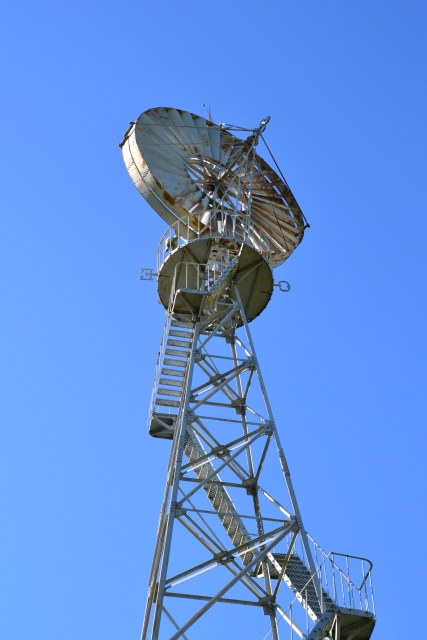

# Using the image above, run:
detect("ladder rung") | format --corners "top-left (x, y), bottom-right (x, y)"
top-left (155, 398), bottom-right (180, 407)
top-left (157, 388), bottom-right (181, 397)
top-left (169, 330), bottom-right (193, 338)
top-left (171, 320), bottom-right (194, 328)
top-left (165, 349), bottom-right (190, 358)
top-left (159, 378), bottom-right (183, 387)
top-left (161, 368), bottom-right (185, 377)
top-left (163, 359), bottom-right (187, 368)
top-left (167, 339), bottom-right (191, 348)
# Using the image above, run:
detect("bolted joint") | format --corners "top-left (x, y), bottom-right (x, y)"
top-left (220, 326), bottom-right (236, 344)
top-left (193, 349), bottom-right (204, 363)
top-left (231, 398), bottom-right (246, 415)
top-left (210, 444), bottom-right (231, 458)
top-left (172, 501), bottom-right (187, 518)
top-left (264, 421), bottom-right (274, 436)
top-left (209, 372), bottom-right (227, 385)
top-left (258, 595), bottom-right (276, 616)
top-left (184, 409), bottom-right (195, 423)
top-left (242, 477), bottom-right (258, 496)
top-left (213, 551), bottom-right (234, 565)
top-left (246, 356), bottom-right (256, 369)
top-left (221, 327), bottom-right (235, 339)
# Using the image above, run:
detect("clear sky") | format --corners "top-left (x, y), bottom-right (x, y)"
top-left (1, 1), bottom-right (426, 638)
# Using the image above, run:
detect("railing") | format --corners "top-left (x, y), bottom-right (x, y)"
top-left (305, 534), bottom-right (375, 617)
top-left (265, 532), bottom-right (375, 639)
top-left (147, 314), bottom-right (173, 424)
top-left (291, 533), bottom-right (375, 616)
top-left (329, 551), bottom-right (375, 615)
top-left (157, 210), bottom-right (272, 271)
top-left (167, 248), bottom-right (242, 312)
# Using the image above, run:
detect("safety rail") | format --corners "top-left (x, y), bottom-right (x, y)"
top-left (328, 551), bottom-right (375, 615)
top-left (168, 258), bottom-right (237, 303)
top-left (147, 314), bottom-right (173, 425)
top-left (308, 535), bottom-right (375, 617)
top-left (157, 210), bottom-right (272, 271)
top-left (292, 532), bottom-right (375, 616)
top-left (267, 532), bottom-right (375, 639)
top-left (292, 533), bottom-right (375, 616)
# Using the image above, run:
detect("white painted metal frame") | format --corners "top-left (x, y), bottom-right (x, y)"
top-left (123, 107), bottom-right (376, 640)
top-left (141, 292), bottom-right (326, 640)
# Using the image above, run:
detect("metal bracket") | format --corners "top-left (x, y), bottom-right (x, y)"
top-left (273, 280), bottom-right (291, 292)
top-left (213, 550), bottom-right (234, 565)
top-left (231, 398), bottom-right (246, 415)
top-left (193, 349), bottom-right (204, 363)
top-left (184, 409), bottom-right (195, 424)
top-left (242, 477), bottom-right (257, 496)
top-left (140, 268), bottom-right (157, 281)
top-left (209, 372), bottom-right (227, 385)
top-left (264, 421), bottom-right (274, 436)
top-left (246, 356), bottom-right (256, 369)
top-left (258, 595), bottom-right (276, 616)
top-left (172, 502), bottom-right (187, 518)
top-left (210, 444), bottom-right (231, 458)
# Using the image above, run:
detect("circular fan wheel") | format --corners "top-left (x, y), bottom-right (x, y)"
top-left (121, 107), bottom-right (305, 267)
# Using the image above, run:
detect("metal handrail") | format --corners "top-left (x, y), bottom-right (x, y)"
top-left (167, 260), bottom-right (237, 306)
top-left (147, 314), bottom-right (172, 425)
top-left (304, 534), bottom-right (374, 616)
top-left (330, 551), bottom-right (373, 591)
top-left (157, 210), bottom-right (272, 271)
top-left (261, 541), bottom-right (375, 640)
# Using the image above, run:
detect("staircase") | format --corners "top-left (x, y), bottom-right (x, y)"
top-left (259, 552), bottom-right (334, 622)
top-left (148, 316), bottom-right (376, 640)
top-left (305, 610), bottom-right (375, 640)
top-left (283, 554), bottom-right (328, 619)
top-left (149, 317), bottom-right (255, 564)
top-left (148, 319), bottom-right (195, 438)
top-left (182, 428), bottom-right (254, 564)
top-left (263, 551), bottom-right (376, 639)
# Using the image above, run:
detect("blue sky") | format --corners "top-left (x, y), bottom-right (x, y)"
top-left (1, 0), bottom-right (426, 638)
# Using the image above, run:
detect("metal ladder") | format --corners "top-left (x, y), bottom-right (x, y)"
top-left (148, 319), bottom-right (195, 437)
top-left (149, 316), bottom-right (255, 563)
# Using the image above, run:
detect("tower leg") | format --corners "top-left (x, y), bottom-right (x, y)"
top-left (141, 295), bottom-right (328, 639)
top-left (234, 287), bottom-right (323, 607)
top-left (149, 321), bottom-right (202, 640)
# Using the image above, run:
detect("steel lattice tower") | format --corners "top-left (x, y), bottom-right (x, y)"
top-left (120, 107), bottom-right (376, 640)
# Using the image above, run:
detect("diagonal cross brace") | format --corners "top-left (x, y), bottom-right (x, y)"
top-left (169, 523), bottom-right (295, 640)
top-left (178, 426), bottom-right (268, 505)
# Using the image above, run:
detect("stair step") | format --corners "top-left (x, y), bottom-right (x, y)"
top-left (285, 554), bottom-right (335, 617)
top-left (167, 339), bottom-right (191, 348)
top-left (163, 359), bottom-right (188, 368)
top-left (171, 320), bottom-right (194, 328)
top-left (158, 388), bottom-right (182, 397)
top-left (149, 318), bottom-right (195, 433)
top-left (305, 611), bottom-right (335, 640)
top-left (161, 368), bottom-right (185, 377)
top-left (155, 398), bottom-right (180, 407)
top-left (159, 378), bottom-right (183, 387)
top-left (260, 552), bottom-right (332, 621)
top-left (165, 349), bottom-right (190, 358)
top-left (169, 330), bottom-right (193, 338)
top-left (183, 430), bottom-right (253, 565)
